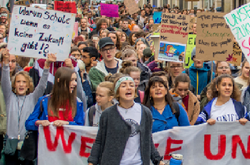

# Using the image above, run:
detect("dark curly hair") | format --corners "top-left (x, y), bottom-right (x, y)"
top-left (210, 74), bottom-right (241, 101)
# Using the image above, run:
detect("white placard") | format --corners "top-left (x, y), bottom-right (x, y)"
top-left (8, 6), bottom-right (75, 61)
top-left (224, 3), bottom-right (250, 63)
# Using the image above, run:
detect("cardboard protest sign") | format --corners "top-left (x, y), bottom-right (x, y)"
top-left (196, 13), bottom-right (233, 61)
top-left (100, 3), bottom-right (119, 17)
top-left (224, 3), bottom-right (250, 64)
top-left (153, 12), bottom-right (162, 24)
top-left (160, 13), bottom-right (190, 44)
top-left (185, 34), bottom-right (196, 68)
top-left (189, 17), bottom-right (196, 33)
top-left (159, 13), bottom-right (190, 62)
top-left (8, 6), bottom-right (75, 61)
top-left (145, 29), bottom-right (160, 47)
top-left (54, 1), bottom-right (77, 13)
top-left (30, 4), bottom-right (47, 9)
top-left (14, 0), bottom-right (30, 6)
top-left (124, 0), bottom-right (140, 15)
top-left (229, 42), bottom-right (242, 66)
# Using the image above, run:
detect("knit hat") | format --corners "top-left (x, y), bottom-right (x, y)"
top-left (143, 47), bottom-right (152, 58)
top-left (191, 47), bottom-right (196, 60)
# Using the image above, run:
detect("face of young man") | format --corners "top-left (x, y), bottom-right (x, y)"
top-left (100, 45), bottom-right (116, 62)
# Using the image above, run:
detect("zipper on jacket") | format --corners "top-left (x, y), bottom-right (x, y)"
top-left (196, 70), bottom-right (199, 95)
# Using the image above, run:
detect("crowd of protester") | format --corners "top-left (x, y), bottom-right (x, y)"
top-left (0, 1), bottom-right (249, 165)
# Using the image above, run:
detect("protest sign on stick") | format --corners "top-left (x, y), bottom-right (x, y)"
top-left (14, 0), bottom-right (30, 6)
top-left (124, 0), bottom-right (140, 15)
top-left (230, 42), bottom-right (242, 66)
top-left (153, 12), bottom-right (162, 24)
top-left (224, 3), bottom-right (250, 64)
top-left (54, 1), bottom-right (77, 13)
top-left (196, 13), bottom-right (233, 61)
top-left (8, 6), bottom-right (75, 61)
top-left (100, 3), bottom-right (119, 17)
top-left (159, 13), bottom-right (190, 62)
top-left (185, 34), bottom-right (196, 68)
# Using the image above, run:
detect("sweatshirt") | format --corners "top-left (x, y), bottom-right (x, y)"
top-left (1, 65), bottom-right (49, 140)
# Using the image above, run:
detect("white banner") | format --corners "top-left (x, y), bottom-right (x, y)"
top-left (224, 3), bottom-right (250, 63)
top-left (38, 122), bottom-right (250, 165)
top-left (8, 6), bottom-right (75, 61)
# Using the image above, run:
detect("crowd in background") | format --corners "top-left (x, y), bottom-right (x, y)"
top-left (0, 1), bottom-right (249, 165)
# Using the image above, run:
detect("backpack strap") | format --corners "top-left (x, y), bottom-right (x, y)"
top-left (185, 68), bottom-right (189, 76)
top-left (88, 105), bottom-right (96, 126)
top-left (207, 70), bottom-right (211, 84)
top-left (173, 102), bottom-right (180, 126)
top-left (138, 90), bottom-right (145, 103)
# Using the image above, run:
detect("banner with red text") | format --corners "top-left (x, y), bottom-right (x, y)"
top-left (38, 122), bottom-right (250, 165)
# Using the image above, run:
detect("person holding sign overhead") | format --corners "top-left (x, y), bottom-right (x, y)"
top-left (1, 49), bottom-right (56, 165)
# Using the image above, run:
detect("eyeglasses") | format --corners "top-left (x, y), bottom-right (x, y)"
top-left (218, 66), bottom-right (230, 69)
top-left (170, 65), bottom-right (182, 68)
top-left (101, 47), bottom-right (114, 53)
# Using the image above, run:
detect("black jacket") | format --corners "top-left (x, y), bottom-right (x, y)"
top-left (88, 104), bottom-right (162, 165)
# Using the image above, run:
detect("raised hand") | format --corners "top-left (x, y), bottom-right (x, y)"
top-left (44, 53), bottom-right (57, 69)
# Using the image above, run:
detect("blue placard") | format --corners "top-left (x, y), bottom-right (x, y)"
top-left (153, 12), bottom-right (162, 24)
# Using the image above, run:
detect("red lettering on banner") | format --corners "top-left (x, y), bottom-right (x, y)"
top-left (232, 135), bottom-right (250, 159)
top-left (79, 136), bottom-right (95, 157)
top-left (204, 134), bottom-right (226, 160)
top-left (43, 127), bottom-right (76, 153)
top-left (164, 137), bottom-right (183, 160)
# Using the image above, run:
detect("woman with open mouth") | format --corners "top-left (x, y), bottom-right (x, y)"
top-left (88, 75), bottom-right (165, 165)
top-left (143, 76), bottom-right (190, 133)
top-left (196, 74), bottom-right (249, 125)
top-left (1, 49), bottom-right (55, 165)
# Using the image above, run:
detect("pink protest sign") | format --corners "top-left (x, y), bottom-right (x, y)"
top-left (100, 3), bottom-right (119, 17)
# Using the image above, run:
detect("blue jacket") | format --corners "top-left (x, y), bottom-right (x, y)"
top-left (195, 98), bottom-right (249, 124)
top-left (151, 104), bottom-right (190, 133)
top-left (183, 63), bottom-right (215, 95)
top-left (25, 95), bottom-right (85, 131)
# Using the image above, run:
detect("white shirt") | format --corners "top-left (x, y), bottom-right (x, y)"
top-left (117, 103), bottom-right (142, 165)
top-left (211, 98), bottom-right (239, 122)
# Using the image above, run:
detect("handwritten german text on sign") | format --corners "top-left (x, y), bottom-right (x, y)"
top-left (8, 6), bottom-right (75, 61)
top-left (100, 3), bottom-right (119, 17)
top-left (185, 34), bottom-right (196, 68)
top-left (124, 0), bottom-right (140, 15)
top-left (160, 13), bottom-right (190, 44)
top-left (196, 13), bottom-right (233, 61)
top-left (224, 3), bottom-right (250, 63)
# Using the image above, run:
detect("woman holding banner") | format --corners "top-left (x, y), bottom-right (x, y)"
top-left (25, 67), bottom-right (84, 129)
top-left (195, 74), bottom-right (249, 125)
top-left (143, 76), bottom-right (190, 133)
top-left (88, 75), bottom-right (165, 165)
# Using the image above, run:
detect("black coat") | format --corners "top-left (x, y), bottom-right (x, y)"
top-left (88, 104), bottom-right (162, 165)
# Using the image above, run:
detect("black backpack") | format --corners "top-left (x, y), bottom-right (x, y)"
top-left (88, 105), bottom-right (96, 126)
top-left (173, 102), bottom-right (180, 125)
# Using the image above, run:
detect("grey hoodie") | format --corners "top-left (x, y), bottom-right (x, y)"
top-left (1, 65), bottom-right (49, 140)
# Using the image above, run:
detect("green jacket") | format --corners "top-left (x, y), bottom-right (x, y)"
top-left (89, 59), bottom-right (122, 91)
